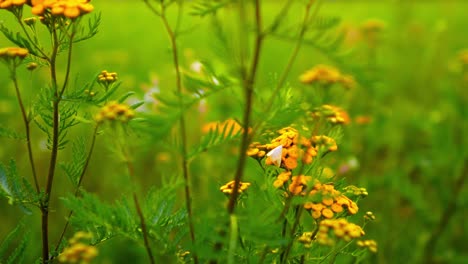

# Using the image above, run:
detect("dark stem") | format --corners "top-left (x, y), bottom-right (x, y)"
top-left (12, 70), bottom-right (40, 193)
top-left (280, 205), bottom-right (304, 263)
top-left (41, 22), bottom-right (61, 263)
top-left (227, 0), bottom-right (264, 215)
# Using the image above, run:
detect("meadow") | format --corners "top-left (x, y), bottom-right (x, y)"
top-left (0, 0), bottom-right (467, 263)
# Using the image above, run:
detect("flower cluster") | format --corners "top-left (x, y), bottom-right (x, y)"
top-left (297, 232), bottom-right (314, 248)
top-left (304, 181), bottom-right (358, 219)
top-left (94, 101), bottom-right (135, 124)
top-left (343, 185), bottom-right (368, 197)
top-left (299, 64), bottom-right (356, 89)
top-left (219, 180), bottom-right (251, 195)
top-left (58, 231), bottom-right (98, 264)
top-left (311, 104), bottom-right (350, 125)
top-left (357, 239), bottom-right (378, 253)
top-left (459, 50), bottom-right (468, 66)
top-left (247, 127), bottom-right (325, 171)
top-left (316, 218), bottom-right (365, 246)
top-left (0, 0), bottom-right (26, 10)
top-left (31, 0), bottom-right (94, 19)
top-left (97, 70), bottom-right (118, 85)
top-left (311, 135), bottom-right (338, 153)
top-left (361, 19), bottom-right (385, 34)
top-left (0, 47), bottom-right (28, 60)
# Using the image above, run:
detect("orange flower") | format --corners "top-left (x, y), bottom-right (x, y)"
top-left (220, 180), bottom-right (251, 195)
top-left (0, 0), bottom-right (27, 9)
top-left (31, 0), bottom-right (93, 18)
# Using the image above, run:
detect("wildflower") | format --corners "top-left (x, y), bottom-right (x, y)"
top-left (273, 171), bottom-right (291, 188)
top-left (343, 185), bottom-right (368, 197)
top-left (97, 70), bottom-right (118, 87)
top-left (220, 180), bottom-right (251, 195)
top-left (289, 175), bottom-right (312, 195)
top-left (311, 105), bottom-right (350, 125)
top-left (357, 239), bottom-right (378, 253)
top-left (317, 218), bottom-right (365, 246)
top-left (0, 47), bottom-right (29, 59)
top-left (0, 0), bottom-right (26, 9)
top-left (26, 62), bottom-right (38, 71)
top-left (58, 231), bottom-right (97, 264)
top-left (23, 17), bottom-right (37, 26)
top-left (94, 101), bottom-right (135, 124)
top-left (299, 64), bottom-right (341, 86)
top-left (31, 0), bottom-right (94, 19)
top-left (311, 135), bottom-right (338, 152)
top-left (364, 211), bottom-right (376, 221)
top-left (202, 119), bottom-right (246, 138)
top-left (0, 47), bottom-right (29, 68)
top-left (304, 181), bottom-right (359, 219)
top-left (298, 232), bottom-right (314, 248)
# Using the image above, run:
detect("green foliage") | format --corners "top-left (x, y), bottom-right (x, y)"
top-left (59, 137), bottom-right (88, 186)
top-left (0, 220), bottom-right (29, 264)
top-left (0, 160), bottom-right (38, 214)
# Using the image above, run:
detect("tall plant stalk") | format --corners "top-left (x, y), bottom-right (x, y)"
top-left (142, 1), bottom-right (198, 263)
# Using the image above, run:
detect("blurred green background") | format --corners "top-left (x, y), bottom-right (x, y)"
top-left (1, 0), bottom-right (467, 263)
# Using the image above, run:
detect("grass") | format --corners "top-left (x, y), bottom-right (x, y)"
top-left (0, 1), bottom-right (467, 263)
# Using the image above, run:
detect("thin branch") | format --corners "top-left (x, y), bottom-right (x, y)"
top-left (144, 1), bottom-right (199, 262)
top-left (53, 125), bottom-right (99, 255)
top-left (227, 0), bottom-right (264, 215)
top-left (11, 69), bottom-right (40, 193)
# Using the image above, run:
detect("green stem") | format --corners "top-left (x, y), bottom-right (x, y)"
top-left (120, 132), bottom-right (155, 264)
top-left (255, 0), bottom-right (321, 133)
top-left (11, 69), bottom-right (40, 193)
top-left (53, 125), bottom-right (99, 255)
top-left (143, 2), bottom-right (199, 263)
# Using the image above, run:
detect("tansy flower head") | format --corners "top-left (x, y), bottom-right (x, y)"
top-left (98, 70), bottom-right (118, 84)
top-left (316, 219), bottom-right (365, 246)
top-left (0, 0), bottom-right (26, 10)
top-left (357, 239), bottom-right (378, 253)
top-left (343, 185), bottom-right (368, 197)
top-left (304, 181), bottom-right (359, 219)
top-left (364, 211), bottom-right (376, 221)
top-left (311, 135), bottom-right (338, 152)
top-left (94, 101), bottom-right (135, 124)
top-left (31, 0), bottom-right (94, 19)
top-left (300, 64), bottom-right (341, 86)
top-left (311, 105), bottom-right (350, 125)
top-left (58, 231), bottom-right (98, 264)
top-left (0, 47), bottom-right (29, 67)
top-left (220, 180), bottom-right (251, 195)
top-left (0, 47), bottom-right (29, 59)
top-left (288, 175), bottom-right (312, 195)
top-left (297, 232), bottom-right (314, 248)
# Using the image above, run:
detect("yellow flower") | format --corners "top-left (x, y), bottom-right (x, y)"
top-left (59, 231), bottom-right (98, 264)
top-left (0, 0), bottom-right (26, 9)
top-left (98, 70), bottom-right (118, 84)
top-left (0, 47), bottom-right (29, 59)
top-left (31, 0), bottom-right (93, 18)
top-left (305, 181), bottom-right (359, 219)
top-left (220, 180), bottom-right (251, 195)
top-left (311, 135), bottom-right (338, 152)
top-left (357, 239), bottom-right (378, 253)
top-left (300, 64), bottom-right (342, 86)
top-left (311, 105), bottom-right (350, 125)
top-left (95, 101), bottom-right (135, 124)
top-left (318, 219), bottom-right (365, 246)
top-left (289, 175), bottom-right (312, 195)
